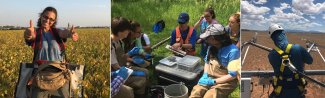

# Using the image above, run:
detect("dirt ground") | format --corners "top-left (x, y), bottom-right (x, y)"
top-left (241, 31), bottom-right (325, 98)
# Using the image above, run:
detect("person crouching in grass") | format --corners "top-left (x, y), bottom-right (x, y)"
top-left (189, 24), bottom-right (239, 98)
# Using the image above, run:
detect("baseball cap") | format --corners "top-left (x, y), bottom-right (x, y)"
top-left (178, 12), bottom-right (189, 24)
top-left (199, 24), bottom-right (225, 39)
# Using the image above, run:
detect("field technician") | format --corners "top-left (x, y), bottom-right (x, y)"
top-left (189, 24), bottom-right (239, 98)
top-left (170, 12), bottom-right (197, 56)
top-left (268, 24), bottom-right (313, 98)
top-left (23, 6), bottom-right (78, 98)
top-left (111, 17), bottom-right (148, 98)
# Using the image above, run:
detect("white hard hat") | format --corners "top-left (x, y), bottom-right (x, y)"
top-left (268, 24), bottom-right (284, 37)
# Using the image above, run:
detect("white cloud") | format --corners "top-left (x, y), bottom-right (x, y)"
top-left (253, 0), bottom-right (267, 5)
top-left (243, 14), bottom-right (265, 21)
top-left (292, 0), bottom-right (325, 15)
top-left (323, 14), bottom-right (325, 19)
top-left (241, 1), bottom-right (270, 15)
top-left (241, 1), bottom-right (270, 30)
top-left (268, 3), bottom-right (305, 23)
top-left (262, 2), bottom-right (322, 31)
top-left (310, 16), bottom-right (316, 19)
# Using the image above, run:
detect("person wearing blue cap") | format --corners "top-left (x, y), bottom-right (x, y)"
top-left (268, 24), bottom-right (313, 98)
top-left (170, 12), bottom-right (197, 55)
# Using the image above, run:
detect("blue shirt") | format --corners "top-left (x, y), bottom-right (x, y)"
top-left (170, 27), bottom-right (197, 49)
top-left (268, 44), bottom-right (313, 78)
top-left (205, 44), bottom-right (240, 77)
top-left (200, 19), bottom-right (218, 34)
top-left (36, 32), bottom-right (63, 61)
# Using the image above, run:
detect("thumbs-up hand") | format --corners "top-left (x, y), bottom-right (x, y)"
top-left (58, 24), bottom-right (78, 41)
top-left (70, 25), bottom-right (78, 41)
top-left (24, 20), bottom-right (35, 40)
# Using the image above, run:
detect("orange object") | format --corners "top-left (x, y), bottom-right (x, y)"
top-left (175, 26), bottom-right (195, 55)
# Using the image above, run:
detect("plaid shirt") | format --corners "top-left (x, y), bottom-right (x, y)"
top-left (111, 75), bottom-right (124, 97)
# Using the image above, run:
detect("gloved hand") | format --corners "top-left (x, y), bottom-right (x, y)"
top-left (116, 66), bottom-right (128, 79)
top-left (198, 73), bottom-right (215, 86)
top-left (132, 56), bottom-right (145, 65)
top-left (112, 71), bottom-right (118, 77)
top-left (131, 70), bottom-right (146, 76)
top-left (144, 53), bottom-right (153, 60)
top-left (201, 73), bottom-right (209, 78)
top-left (128, 47), bottom-right (141, 56)
top-left (197, 73), bottom-right (208, 85)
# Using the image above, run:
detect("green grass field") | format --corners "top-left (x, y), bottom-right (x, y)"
top-left (112, 0), bottom-right (240, 97)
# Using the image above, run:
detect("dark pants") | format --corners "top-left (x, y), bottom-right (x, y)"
top-left (269, 88), bottom-right (305, 98)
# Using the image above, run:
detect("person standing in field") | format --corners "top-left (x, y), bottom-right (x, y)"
top-left (268, 24), bottom-right (313, 98)
top-left (24, 6), bottom-right (78, 98)
top-left (170, 12), bottom-right (197, 56)
top-left (194, 7), bottom-right (219, 57)
top-left (189, 24), bottom-right (239, 98)
top-left (225, 12), bottom-right (240, 48)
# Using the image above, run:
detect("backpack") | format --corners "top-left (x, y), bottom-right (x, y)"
top-left (152, 20), bottom-right (165, 34)
top-left (35, 61), bottom-right (70, 91)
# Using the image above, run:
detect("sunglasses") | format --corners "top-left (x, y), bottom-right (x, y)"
top-left (42, 15), bottom-right (56, 22)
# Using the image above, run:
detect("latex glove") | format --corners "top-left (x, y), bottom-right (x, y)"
top-left (201, 73), bottom-right (209, 78)
top-left (116, 66), bottom-right (128, 79)
top-left (131, 71), bottom-right (146, 76)
top-left (197, 73), bottom-right (208, 85)
top-left (132, 56), bottom-right (145, 65)
top-left (112, 72), bottom-right (117, 77)
top-left (198, 77), bottom-right (215, 86)
top-left (144, 53), bottom-right (153, 60)
top-left (128, 47), bottom-right (141, 56)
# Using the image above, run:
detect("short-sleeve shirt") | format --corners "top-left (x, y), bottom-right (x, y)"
top-left (205, 44), bottom-right (240, 77)
top-left (200, 18), bottom-right (218, 34)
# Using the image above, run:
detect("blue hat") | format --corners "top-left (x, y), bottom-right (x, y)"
top-left (178, 12), bottom-right (189, 24)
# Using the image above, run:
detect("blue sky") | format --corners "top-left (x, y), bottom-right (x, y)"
top-left (0, 0), bottom-right (110, 27)
top-left (242, 0), bottom-right (325, 32)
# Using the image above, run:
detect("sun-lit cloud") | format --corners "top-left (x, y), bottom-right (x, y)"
top-left (242, 0), bottom-right (325, 32)
top-left (253, 0), bottom-right (267, 5)
top-left (292, 0), bottom-right (325, 15)
top-left (241, 1), bottom-right (270, 15)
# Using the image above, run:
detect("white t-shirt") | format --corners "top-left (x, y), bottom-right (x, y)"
top-left (142, 33), bottom-right (150, 45)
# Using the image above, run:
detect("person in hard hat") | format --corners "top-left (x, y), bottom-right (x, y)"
top-left (268, 24), bottom-right (313, 98)
top-left (170, 12), bottom-right (197, 56)
top-left (189, 24), bottom-right (239, 98)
